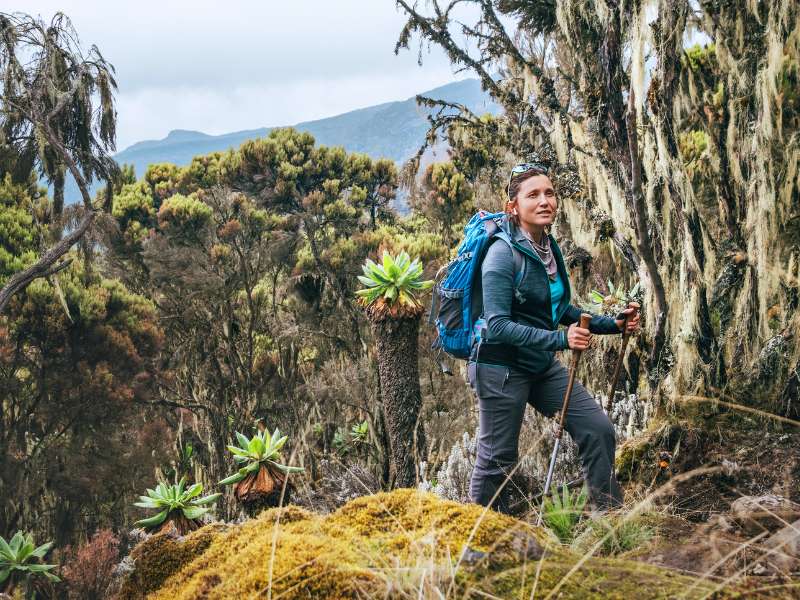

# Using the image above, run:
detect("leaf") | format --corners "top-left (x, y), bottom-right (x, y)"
top-left (135, 508), bottom-right (169, 528)
top-left (590, 290), bottom-right (604, 304)
top-left (0, 536), bottom-right (13, 561)
top-left (235, 431), bottom-right (250, 449)
top-left (363, 258), bottom-right (378, 274)
top-left (155, 482), bottom-right (167, 499)
top-left (0, 568), bottom-right (10, 584)
top-left (395, 252), bottom-right (410, 271)
top-left (218, 471), bottom-right (247, 486)
top-left (9, 532), bottom-right (24, 554)
top-left (193, 493), bottom-right (222, 506)
top-left (382, 251), bottom-right (393, 274)
top-left (269, 428), bottom-right (281, 447)
top-left (184, 483), bottom-right (203, 500)
top-left (269, 461), bottom-right (304, 474)
top-left (182, 506), bottom-right (209, 520)
top-left (24, 563), bottom-right (57, 573)
top-left (16, 539), bottom-right (34, 563)
top-left (226, 445), bottom-right (250, 458)
top-left (176, 475), bottom-right (187, 496)
top-left (607, 279), bottom-right (615, 295)
top-left (136, 495), bottom-right (161, 507)
top-left (272, 435), bottom-right (288, 453)
top-left (370, 267), bottom-right (392, 285)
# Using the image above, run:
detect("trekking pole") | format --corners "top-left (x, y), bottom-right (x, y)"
top-left (605, 301), bottom-right (640, 414)
top-left (537, 313), bottom-right (591, 527)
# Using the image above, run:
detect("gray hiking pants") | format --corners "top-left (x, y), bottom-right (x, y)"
top-left (466, 358), bottom-right (623, 513)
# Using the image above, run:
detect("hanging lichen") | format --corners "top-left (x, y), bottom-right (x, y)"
top-left (396, 0), bottom-right (800, 418)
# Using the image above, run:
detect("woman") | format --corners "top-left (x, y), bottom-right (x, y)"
top-left (467, 162), bottom-right (640, 514)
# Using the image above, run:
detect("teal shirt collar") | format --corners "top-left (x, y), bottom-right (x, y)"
top-left (506, 222), bottom-right (573, 326)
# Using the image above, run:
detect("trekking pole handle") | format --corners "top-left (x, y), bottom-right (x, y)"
top-left (618, 301), bottom-right (641, 339)
top-left (575, 313), bottom-right (592, 357)
top-left (606, 301), bottom-right (641, 412)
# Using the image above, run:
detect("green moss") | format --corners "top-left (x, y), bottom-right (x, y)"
top-left (118, 489), bottom-right (752, 599)
top-left (115, 523), bottom-right (225, 600)
top-left (616, 431), bottom-right (657, 483)
top-left (683, 43), bottom-right (716, 73)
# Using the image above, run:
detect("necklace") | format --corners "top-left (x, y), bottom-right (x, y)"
top-left (523, 229), bottom-right (549, 253)
top-left (522, 228), bottom-right (558, 281)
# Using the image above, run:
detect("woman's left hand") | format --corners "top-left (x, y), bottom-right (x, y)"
top-left (615, 303), bottom-right (640, 335)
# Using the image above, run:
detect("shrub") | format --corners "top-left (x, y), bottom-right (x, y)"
top-left (61, 529), bottom-right (120, 600)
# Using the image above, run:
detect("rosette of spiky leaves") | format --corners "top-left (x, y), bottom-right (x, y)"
top-left (589, 280), bottom-right (641, 313)
top-left (133, 476), bottom-right (221, 531)
top-left (218, 428), bottom-right (304, 487)
top-left (356, 251), bottom-right (433, 319)
top-left (333, 428), bottom-right (348, 455)
top-left (350, 420), bottom-right (369, 445)
top-left (541, 484), bottom-right (588, 544)
top-left (0, 532), bottom-right (59, 591)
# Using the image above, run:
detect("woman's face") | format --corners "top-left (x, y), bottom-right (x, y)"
top-left (513, 174), bottom-right (557, 229)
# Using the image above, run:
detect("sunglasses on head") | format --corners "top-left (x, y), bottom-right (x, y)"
top-left (509, 162), bottom-right (549, 178)
top-left (507, 162), bottom-right (549, 195)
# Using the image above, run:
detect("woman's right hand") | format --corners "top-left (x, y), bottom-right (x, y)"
top-left (566, 322), bottom-right (592, 350)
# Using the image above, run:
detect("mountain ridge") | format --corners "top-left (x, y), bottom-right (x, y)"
top-left (58, 78), bottom-right (498, 203)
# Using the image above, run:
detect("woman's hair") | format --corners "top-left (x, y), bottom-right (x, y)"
top-left (505, 165), bottom-right (550, 227)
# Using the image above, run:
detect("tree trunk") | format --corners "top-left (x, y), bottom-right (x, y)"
top-left (370, 314), bottom-right (427, 488)
top-left (203, 409), bottom-right (235, 519)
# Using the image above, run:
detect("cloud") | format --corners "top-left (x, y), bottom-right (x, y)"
top-left (22, 0), bottom-right (477, 149)
top-left (115, 70), bottom-right (463, 149)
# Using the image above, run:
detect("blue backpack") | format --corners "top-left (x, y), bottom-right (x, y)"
top-left (428, 211), bottom-right (524, 364)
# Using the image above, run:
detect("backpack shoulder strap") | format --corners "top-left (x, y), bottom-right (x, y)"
top-left (492, 230), bottom-right (525, 288)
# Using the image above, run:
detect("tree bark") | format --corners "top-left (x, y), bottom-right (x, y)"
top-left (0, 212), bottom-right (89, 314)
top-left (370, 314), bottom-right (427, 488)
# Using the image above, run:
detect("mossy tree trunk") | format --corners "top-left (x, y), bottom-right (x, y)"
top-left (370, 314), bottom-right (427, 488)
top-left (395, 0), bottom-right (800, 418)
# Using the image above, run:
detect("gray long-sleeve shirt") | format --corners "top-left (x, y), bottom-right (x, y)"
top-left (470, 227), bottom-right (621, 374)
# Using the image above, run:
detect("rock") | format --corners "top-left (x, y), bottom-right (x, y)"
top-left (729, 494), bottom-right (800, 534)
top-left (460, 546), bottom-right (488, 565)
top-left (761, 518), bottom-right (800, 573)
top-left (106, 555), bottom-right (136, 599)
top-left (509, 529), bottom-right (544, 560)
top-left (705, 513), bottom-right (737, 534)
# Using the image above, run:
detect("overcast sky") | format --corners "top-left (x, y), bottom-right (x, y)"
top-left (24, 1), bottom-right (473, 150)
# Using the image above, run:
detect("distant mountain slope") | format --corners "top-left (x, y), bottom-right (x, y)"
top-left (61, 78), bottom-right (499, 203)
